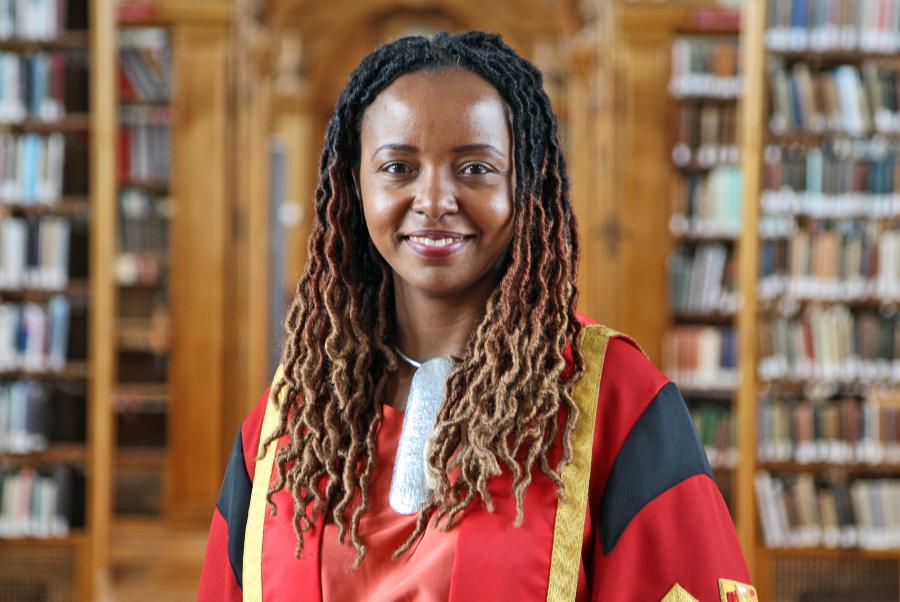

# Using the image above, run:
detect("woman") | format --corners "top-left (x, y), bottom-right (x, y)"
top-left (198, 31), bottom-right (753, 602)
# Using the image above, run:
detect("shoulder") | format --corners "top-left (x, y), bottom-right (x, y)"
top-left (572, 313), bottom-right (670, 412)
top-left (573, 316), bottom-right (712, 518)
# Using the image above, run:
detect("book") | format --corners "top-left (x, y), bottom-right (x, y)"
top-left (0, 214), bottom-right (68, 290)
top-left (668, 243), bottom-right (738, 315)
top-left (669, 166), bottom-right (745, 237)
top-left (755, 471), bottom-right (900, 551)
top-left (0, 296), bottom-right (70, 372)
top-left (115, 187), bottom-right (169, 286)
top-left (669, 36), bottom-right (741, 99)
top-left (768, 60), bottom-right (900, 136)
top-left (118, 27), bottom-right (171, 103)
top-left (759, 307), bottom-right (899, 383)
top-left (664, 325), bottom-right (739, 391)
top-left (759, 394), bottom-right (900, 465)
top-left (691, 402), bottom-right (738, 469)
top-left (0, 463), bottom-right (82, 539)
top-left (672, 105), bottom-right (740, 167)
top-left (766, 0), bottom-right (900, 54)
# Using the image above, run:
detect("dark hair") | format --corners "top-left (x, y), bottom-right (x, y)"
top-left (265, 30), bottom-right (585, 566)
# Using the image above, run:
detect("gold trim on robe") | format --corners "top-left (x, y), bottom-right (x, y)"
top-left (546, 324), bottom-right (616, 601)
top-left (243, 365), bottom-right (285, 602)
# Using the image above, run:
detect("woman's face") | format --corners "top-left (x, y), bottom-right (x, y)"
top-left (356, 67), bottom-right (515, 299)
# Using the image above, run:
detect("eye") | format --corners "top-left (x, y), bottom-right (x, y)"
top-left (381, 162), bottom-right (414, 175)
top-left (460, 163), bottom-right (493, 176)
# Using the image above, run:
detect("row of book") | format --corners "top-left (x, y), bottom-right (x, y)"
top-left (0, 215), bottom-right (69, 290)
top-left (670, 167), bottom-right (743, 238)
top-left (672, 104), bottom-right (740, 167)
top-left (671, 213), bottom-right (798, 241)
top-left (762, 144), bottom-right (900, 219)
top-left (669, 36), bottom-right (741, 99)
top-left (668, 243), bottom-right (737, 316)
top-left (0, 379), bottom-right (48, 452)
top-left (119, 28), bottom-right (171, 103)
top-left (0, 131), bottom-right (63, 204)
top-left (766, 0), bottom-right (900, 54)
top-left (0, 464), bottom-right (81, 539)
top-left (758, 223), bottom-right (900, 302)
top-left (664, 325), bottom-right (739, 391)
top-left (758, 396), bottom-right (900, 465)
top-left (0, 296), bottom-right (69, 372)
top-left (116, 189), bottom-right (168, 286)
top-left (759, 307), bottom-right (900, 383)
top-left (118, 105), bottom-right (170, 183)
top-left (769, 61), bottom-right (900, 136)
top-left (755, 471), bottom-right (900, 550)
top-left (691, 403), bottom-right (737, 469)
top-left (0, 0), bottom-right (80, 42)
top-left (0, 52), bottom-right (66, 123)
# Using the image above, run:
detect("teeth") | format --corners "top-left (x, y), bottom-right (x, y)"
top-left (409, 236), bottom-right (459, 247)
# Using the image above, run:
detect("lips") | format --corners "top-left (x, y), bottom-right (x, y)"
top-left (401, 230), bottom-right (472, 258)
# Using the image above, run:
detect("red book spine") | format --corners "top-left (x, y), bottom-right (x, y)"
top-left (117, 126), bottom-right (131, 182)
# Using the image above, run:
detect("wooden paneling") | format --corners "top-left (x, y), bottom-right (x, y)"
top-left (584, 4), bottom-right (687, 363)
top-left (167, 20), bottom-right (231, 522)
top-left (222, 4), bottom-right (276, 447)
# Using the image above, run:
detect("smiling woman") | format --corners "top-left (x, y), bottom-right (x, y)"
top-left (198, 31), bottom-right (753, 602)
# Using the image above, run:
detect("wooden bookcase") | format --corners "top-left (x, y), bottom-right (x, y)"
top-left (619, 2), bottom-right (900, 598)
top-left (665, 10), bottom-right (742, 516)
top-left (0, 0), bottom-right (116, 600)
top-left (0, 0), bottom-right (233, 597)
top-left (738, 2), bottom-right (900, 599)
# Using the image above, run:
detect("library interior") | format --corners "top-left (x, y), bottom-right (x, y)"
top-left (0, 0), bottom-right (899, 600)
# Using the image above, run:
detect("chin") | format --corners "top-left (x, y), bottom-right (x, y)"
top-left (409, 278), bottom-right (472, 298)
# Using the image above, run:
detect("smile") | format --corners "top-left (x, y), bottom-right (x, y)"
top-left (401, 231), bottom-right (472, 258)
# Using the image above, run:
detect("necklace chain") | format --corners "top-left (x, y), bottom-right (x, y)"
top-left (393, 345), bottom-right (422, 369)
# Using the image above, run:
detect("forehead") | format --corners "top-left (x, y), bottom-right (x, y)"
top-left (360, 68), bottom-right (510, 150)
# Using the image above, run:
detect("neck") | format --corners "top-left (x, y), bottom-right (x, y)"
top-left (392, 278), bottom-right (497, 364)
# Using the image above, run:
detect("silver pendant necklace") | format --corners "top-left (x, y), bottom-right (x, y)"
top-left (393, 345), bottom-right (422, 369)
top-left (388, 345), bottom-right (453, 514)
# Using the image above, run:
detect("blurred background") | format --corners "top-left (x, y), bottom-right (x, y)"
top-left (0, 0), bottom-right (899, 600)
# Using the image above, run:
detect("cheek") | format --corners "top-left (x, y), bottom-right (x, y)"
top-left (482, 194), bottom-right (515, 239)
top-left (362, 195), bottom-right (402, 242)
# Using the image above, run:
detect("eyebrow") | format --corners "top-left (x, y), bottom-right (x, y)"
top-left (371, 143), bottom-right (505, 160)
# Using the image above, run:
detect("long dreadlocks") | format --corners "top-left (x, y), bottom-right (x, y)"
top-left (264, 30), bottom-right (585, 566)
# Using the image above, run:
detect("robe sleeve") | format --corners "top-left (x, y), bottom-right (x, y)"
top-left (197, 387), bottom-right (270, 602)
top-left (587, 337), bottom-right (751, 602)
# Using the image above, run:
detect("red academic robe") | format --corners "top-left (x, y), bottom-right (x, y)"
top-left (198, 318), bottom-right (753, 601)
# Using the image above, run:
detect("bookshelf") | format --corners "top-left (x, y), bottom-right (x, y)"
top-left (665, 8), bottom-right (742, 513)
top-left (739, 1), bottom-right (900, 599)
top-left (112, 0), bottom-right (233, 525)
top-left (0, 0), bottom-right (116, 600)
top-left (113, 16), bottom-right (171, 520)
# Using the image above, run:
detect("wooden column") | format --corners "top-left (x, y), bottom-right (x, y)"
top-left (737, 0), bottom-right (766, 586)
top-left (88, 0), bottom-right (116, 596)
top-left (222, 16), bottom-right (275, 454)
top-left (167, 11), bottom-right (232, 523)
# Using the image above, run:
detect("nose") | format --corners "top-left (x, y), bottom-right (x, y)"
top-left (410, 165), bottom-right (458, 222)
